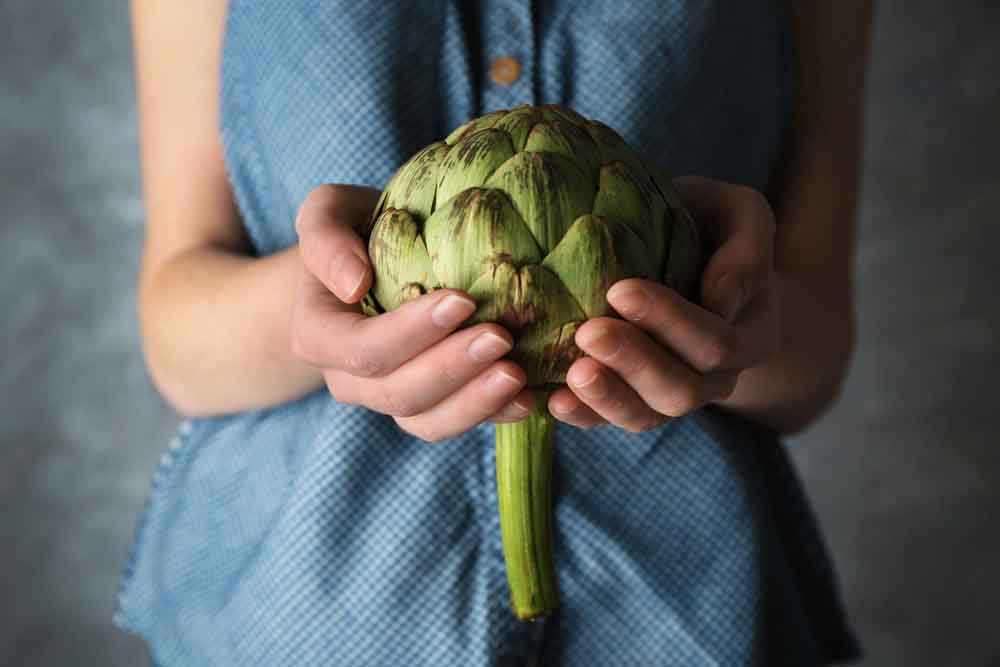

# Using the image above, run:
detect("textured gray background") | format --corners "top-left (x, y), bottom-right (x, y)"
top-left (2, 1), bottom-right (997, 665)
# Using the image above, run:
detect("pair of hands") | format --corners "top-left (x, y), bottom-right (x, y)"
top-left (290, 177), bottom-right (778, 442)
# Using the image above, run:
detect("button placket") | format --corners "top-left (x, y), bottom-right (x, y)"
top-left (481, 0), bottom-right (536, 111)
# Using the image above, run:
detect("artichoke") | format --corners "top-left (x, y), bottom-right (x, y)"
top-left (362, 104), bottom-right (703, 620)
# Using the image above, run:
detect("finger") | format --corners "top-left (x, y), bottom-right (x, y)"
top-left (395, 361), bottom-right (527, 443)
top-left (564, 357), bottom-right (670, 433)
top-left (321, 368), bottom-right (360, 406)
top-left (547, 387), bottom-right (608, 428)
top-left (673, 176), bottom-right (775, 322)
top-left (291, 284), bottom-right (477, 376)
top-left (491, 389), bottom-right (537, 424)
top-left (294, 184), bottom-right (381, 303)
top-left (348, 324), bottom-right (516, 417)
top-left (575, 318), bottom-right (740, 416)
top-left (606, 279), bottom-right (769, 373)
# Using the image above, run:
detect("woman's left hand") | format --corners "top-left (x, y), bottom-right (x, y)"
top-left (548, 176), bottom-right (780, 431)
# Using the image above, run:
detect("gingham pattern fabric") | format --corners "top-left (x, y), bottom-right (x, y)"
top-left (115, 1), bottom-right (861, 665)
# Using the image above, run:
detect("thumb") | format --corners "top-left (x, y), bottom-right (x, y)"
top-left (704, 270), bottom-right (763, 323)
top-left (671, 178), bottom-right (775, 323)
top-left (295, 184), bottom-right (380, 303)
top-left (698, 215), bottom-right (773, 323)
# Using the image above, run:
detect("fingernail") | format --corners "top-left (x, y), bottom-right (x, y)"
top-left (335, 253), bottom-right (368, 299)
top-left (485, 370), bottom-right (523, 396)
top-left (494, 400), bottom-right (530, 421)
top-left (571, 369), bottom-right (607, 399)
top-left (609, 286), bottom-right (648, 320)
top-left (716, 273), bottom-right (746, 323)
top-left (576, 326), bottom-right (621, 359)
top-left (550, 398), bottom-right (574, 416)
top-left (467, 332), bottom-right (512, 362)
top-left (431, 294), bottom-right (476, 328)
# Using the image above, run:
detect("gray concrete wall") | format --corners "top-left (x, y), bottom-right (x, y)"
top-left (790, 2), bottom-right (1000, 664)
top-left (1, 1), bottom-right (997, 665)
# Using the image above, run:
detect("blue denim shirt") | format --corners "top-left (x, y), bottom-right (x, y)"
top-left (115, 2), bottom-right (861, 665)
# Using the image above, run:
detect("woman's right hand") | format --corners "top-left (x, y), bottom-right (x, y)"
top-left (290, 185), bottom-right (534, 442)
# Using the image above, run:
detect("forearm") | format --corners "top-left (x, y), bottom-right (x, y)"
top-left (716, 270), bottom-right (854, 434)
top-left (140, 245), bottom-right (323, 417)
top-left (716, 0), bottom-right (870, 434)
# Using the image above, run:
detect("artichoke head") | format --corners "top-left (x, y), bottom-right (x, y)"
top-left (364, 104), bottom-right (702, 386)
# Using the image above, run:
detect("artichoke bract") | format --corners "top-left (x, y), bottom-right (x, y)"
top-left (362, 104), bottom-right (703, 620)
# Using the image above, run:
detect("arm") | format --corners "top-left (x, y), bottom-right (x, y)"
top-left (131, 0), bottom-right (324, 416)
top-left (132, 1), bottom-right (529, 429)
top-left (715, 0), bottom-right (872, 432)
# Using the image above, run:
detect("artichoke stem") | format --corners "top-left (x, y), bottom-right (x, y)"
top-left (494, 393), bottom-right (558, 620)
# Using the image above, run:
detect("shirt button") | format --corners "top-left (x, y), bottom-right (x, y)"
top-left (490, 56), bottom-right (522, 86)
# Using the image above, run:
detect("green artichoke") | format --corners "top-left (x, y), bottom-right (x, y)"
top-left (362, 104), bottom-right (703, 620)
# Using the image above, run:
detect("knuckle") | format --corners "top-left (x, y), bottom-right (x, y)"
top-left (697, 332), bottom-right (737, 372)
top-left (438, 356), bottom-right (466, 386)
top-left (341, 350), bottom-right (385, 378)
top-left (726, 257), bottom-right (770, 294)
top-left (658, 384), bottom-right (702, 417)
top-left (603, 397), bottom-right (628, 417)
top-left (623, 348), bottom-right (650, 377)
top-left (375, 385), bottom-right (420, 418)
